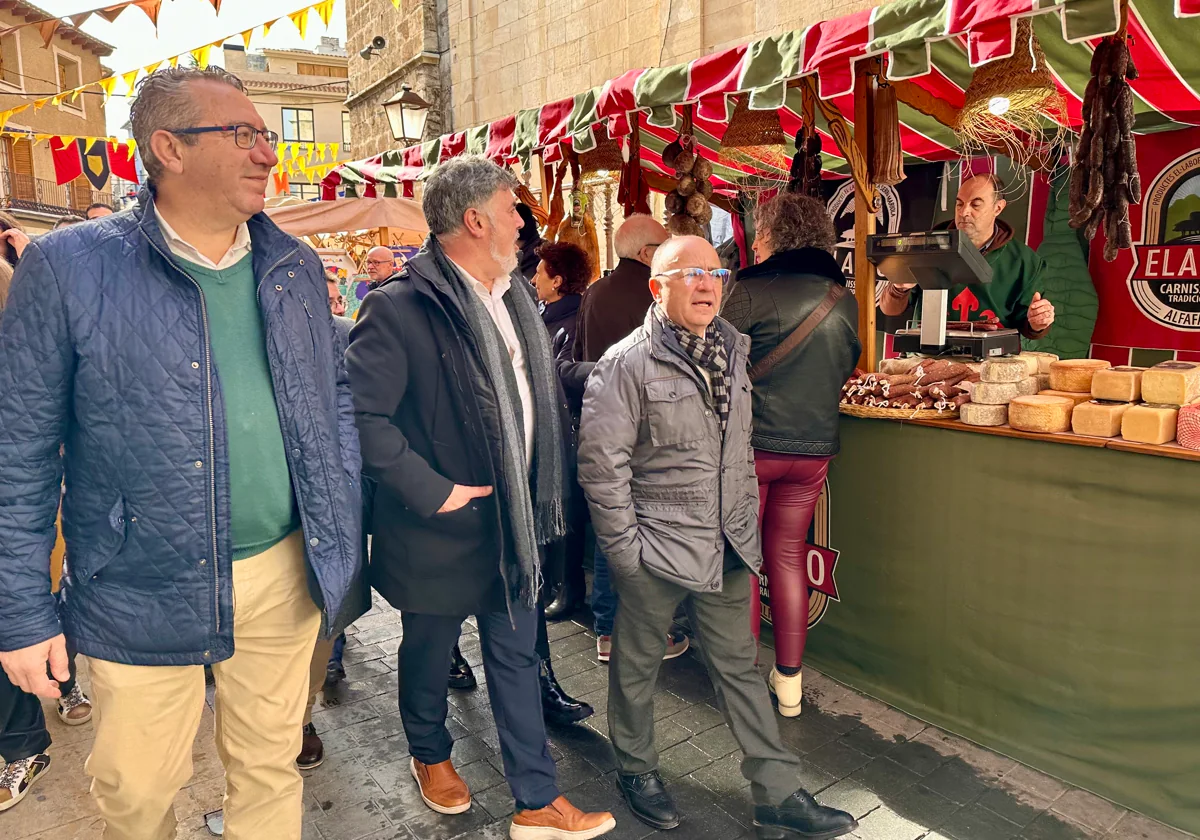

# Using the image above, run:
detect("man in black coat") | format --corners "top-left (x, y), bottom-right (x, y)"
top-left (345, 155), bottom-right (614, 840)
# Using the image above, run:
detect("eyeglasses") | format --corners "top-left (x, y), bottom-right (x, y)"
top-left (168, 124), bottom-right (279, 151)
top-left (366, 259), bottom-right (393, 267)
top-left (655, 267), bottom-right (732, 286)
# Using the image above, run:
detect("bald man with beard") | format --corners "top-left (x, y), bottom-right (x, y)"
top-left (365, 245), bottom-right (398, 289)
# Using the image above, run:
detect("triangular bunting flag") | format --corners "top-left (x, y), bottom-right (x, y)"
top-left (191, 45), bottom-right (212, 69)
top-left (273, 172), bottom-right (290, 194)
top-left (315, 0), bottom-right (335, 27)
top-left (97, 6), bottom-right (125, 23)
top-left (50, 137), bottom-right (83, 185)
top-left (81, 139), bottom-right (112, 191)
top-left (391, 0), bottom-right (400, 8)
top-left (122, 70), bottom-right (140, 95)
top-left (70, 12), bottom-right (92, 27)
top-left (106, 141), bottom-right (139, 183)
top-left (134, 0), bottom-right (162, 27)
top-left (69, 87), bottom-right (84, 103)
top-left (241, 29), bottom-right (254, 49)
top-left (306, 143), bottom-right (316, 162)
top-left (316, 144), bottom-right (326, 162)
top-left (98, 77), bottom-right (119, 99)
top-left (38, 19), bottom-right (59, 48)
top-left (51, 95), bottom-right (63, 107)
top-left (288, 9), bottom-right (309, 40)
top-left (208, 0), bottom-right (223, 13)
top-left (58, 135), bottom-right (76, 149)
top-left (262, 20), bottom-right (276, 38)
top-left (126, 139), bottom-right (138, 161)
top-left (33, 133), bottom-right (51, 145)
top-left (144, 61), bottom-right (161, 75)
top-left (33, 98), bottom-right (50, 111)
top-left (169, 55), bottom-right (179, 68)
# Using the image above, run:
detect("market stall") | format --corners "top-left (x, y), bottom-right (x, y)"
top-left (325, 0), bottom-right (1200, 831)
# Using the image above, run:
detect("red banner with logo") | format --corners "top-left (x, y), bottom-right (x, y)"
top-left (1090, 127), bottom-right (1200, 353)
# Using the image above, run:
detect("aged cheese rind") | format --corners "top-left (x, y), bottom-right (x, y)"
top-left (1015, 354), bottom-right (1042, 377)
top-left (981, 358), bottom-right (1028, 384)
top-left (1036, 373), bottom-right (1051, 391)
top-left (1008, 395), bottom-right (1074, 433)
top-left (1091, 366), bottom-right (1145, 402)
top-left (972, 381), bottom-right (1020, 405)
top-left (1121, 404), bottom-right (1178, 445)
top-left (1037, 389), bottom-right (1093, 407)
top-left (1024, 351), bottom-right (1060, 374)
top-left (1141, 361), bottom-right (1200, 406)
top-left (1072, 401), bottom-right (1132, 438)
top-left (1015, 377), bottom-right (1040, 396)
top-left (1048, 359), bottom-right (1111, 392)
top-left (960, 402), bottom-right (1008, 426)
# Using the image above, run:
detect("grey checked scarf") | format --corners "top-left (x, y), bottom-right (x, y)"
top-left (427, 236), bottom-right (567, 610)
top-left (656, 306), bottom-right (731, 434)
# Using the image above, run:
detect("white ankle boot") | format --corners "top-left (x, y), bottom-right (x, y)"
top-left (769, 668), bottom-right (803, 717)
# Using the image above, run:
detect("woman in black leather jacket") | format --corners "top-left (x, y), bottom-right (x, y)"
top-left (533, 241), bottom-right (591, 361)
top-left (722, 191), bottom-right (861, 719)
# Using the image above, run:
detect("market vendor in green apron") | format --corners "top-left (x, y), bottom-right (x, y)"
top-left (879, 174), bottom-right (1056, 338)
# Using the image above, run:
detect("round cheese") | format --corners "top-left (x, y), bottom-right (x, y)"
top-left (972, 381), bottom-right (1020, 405)
top-left (981, 357), bottom-right (1028, 384)
top-left (1037, 389), bottom-right (1094, 407)
top-left (1047, 359), bottom-right (1111, 393)
top-left (960, 402), bottom-right (1008, 426)
top-left (1008, 395), bottom-right (1074, 433)
top-left (1036, 373), bottom-right (1051, 391)
top-left (1141, 361), bottom-right (1200, 406)
top-left (1090, 366), bottom-right (1145, 402)
top-left (1121, 404), bottom-right (1179, 445)
top-left (1016, 376), bottom-right (1040, 397)
top-left (1071, 400), bottom-right (1132, 438)
top-left (1023, 351), bottom-right (1060, 374)
top-left (1015, 354), bottom-right (1042, 377)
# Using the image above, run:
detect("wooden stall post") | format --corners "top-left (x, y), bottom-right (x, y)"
top-left (853, 60), bottom-right (879, 372)
top-left (377, 226), bottom-right (392, 247)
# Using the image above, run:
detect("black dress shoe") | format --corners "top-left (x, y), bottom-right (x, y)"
top-left (753, 789), bottom-right (857, 840)
top-left (539, 659), bottom-right (593, 726)
top-left (543, 583), bottom-right (582, 621)
top-left (448, 645), bottom-right (477, 691)
top-left (617, 771), bottom-right (680, 830)
top-left (297, 723), bottom-right (324, 770)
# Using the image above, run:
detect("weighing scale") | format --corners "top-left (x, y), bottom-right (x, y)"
top-left (867, 230), bottom-right (1022, 359)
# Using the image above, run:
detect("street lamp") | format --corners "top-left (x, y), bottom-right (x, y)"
top-left (384, 84), bottom-right (431, 146)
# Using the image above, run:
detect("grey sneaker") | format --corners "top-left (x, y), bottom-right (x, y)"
top-left (57, 684), bottom-right (93, 726)
top-left (663, 631), bottom-right (690, 661)
top-left (597, 635), bottom-right (612, 663)
top-left (0, 754), bottom-right (52, 812)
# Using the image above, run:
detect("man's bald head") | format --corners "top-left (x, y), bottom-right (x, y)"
top-left (650, 235), bottom-right (723, 336)
top-left (956, 174), bottom-right (1007, 248)
top-left (650, 235), bottom-right (719, 277)
top-left (365, 245), bottom-right (397, 282)
top-left (615, 214), bottom-right (669, 266)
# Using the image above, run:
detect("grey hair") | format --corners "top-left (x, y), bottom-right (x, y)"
top-left (614, 213), bottom-right (667, 259)
top-left (422, 155), bottom-right (519, 237)
top-left (754, 192), bottom-right (837, 254)
top-left (129, 66), bottom-right (246, 183)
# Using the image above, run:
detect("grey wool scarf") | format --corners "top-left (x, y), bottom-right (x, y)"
top-left (427, 236), bottom-right (567, 610)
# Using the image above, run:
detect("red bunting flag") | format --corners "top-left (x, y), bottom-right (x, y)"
top-left (50, 136), bottom-right (139, 187)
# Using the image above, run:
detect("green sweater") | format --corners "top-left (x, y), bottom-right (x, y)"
top-left (919, 239), bottom-right (1046, 329)
top-left (181, 253), bottom-right (299, 560)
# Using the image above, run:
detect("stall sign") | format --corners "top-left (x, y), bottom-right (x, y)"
top-left (759, 480), bottom-right (842, 630)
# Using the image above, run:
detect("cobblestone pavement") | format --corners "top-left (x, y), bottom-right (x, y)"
top-left (5, 596), bottom-right (1193, 840)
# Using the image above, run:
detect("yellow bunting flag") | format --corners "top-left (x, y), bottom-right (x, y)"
top-left (329, 143), bottom-right (339, 161)
top-left (33, 133), bottom-right (51, 145)
top-left (69, 87), bottom-right (84, 103)
top-left (122, 70), bottom-right (140, 95)
top-left (315, 0), bottom-right (335, 27)
top-left (391, 0), bottom-right (400, 8)
top-left (33, 97), bottom-right (50, 110)
top-left (241, 29), bottom-right (254, 49)
top-left (262, 20), bottom-right (276, 38)
top-left (191, 45), bottom-right (212, 69)
top-left (316, 144), bottom-right (326, 162)
top-left (144, 61), bottom-right (161, 75)
top-left (58, 135), bottom-right (76, 148)
top-left (169, 55), bottom-right (179, 68)
top-left (288, 8), bottom-right (309, 40)
top-left (127, 139), bottom-right (138, 160)
top-left (51, 95), bottom-right (63, 107)
top-left (98, 76), bottom-right (119, 99)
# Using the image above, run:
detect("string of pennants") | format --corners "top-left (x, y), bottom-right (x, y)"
top-left (0, 0), bottom-right (338, 133)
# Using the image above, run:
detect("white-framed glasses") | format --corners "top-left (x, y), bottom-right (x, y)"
top-left (655, 267), bottom-right (732, 286)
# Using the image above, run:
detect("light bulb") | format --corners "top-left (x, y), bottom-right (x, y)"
top-left (987, 96), bottom-right (1011, 116)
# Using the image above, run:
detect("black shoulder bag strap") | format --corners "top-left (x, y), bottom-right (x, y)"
top-left (748, 284), bottom-right (848, 382)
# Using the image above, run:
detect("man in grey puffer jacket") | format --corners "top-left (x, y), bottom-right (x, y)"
top-left (577, 236), bottom-right (856, 839)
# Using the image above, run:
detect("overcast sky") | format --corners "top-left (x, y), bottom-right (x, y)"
top-left (41, 0), bottom-right (349, 136)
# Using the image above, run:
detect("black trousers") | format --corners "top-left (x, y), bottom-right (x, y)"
top-left (0, 645), bottom-right (77, 762)
top-left (398, 607), bottom-right (559, 810)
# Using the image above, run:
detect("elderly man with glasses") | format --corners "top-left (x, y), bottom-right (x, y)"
top-left (577, 236), bottom-right (857, 840)
top-left (0, 67), bottom-right (361, 838)
top-left (365, 245), bottom-right (397, 289)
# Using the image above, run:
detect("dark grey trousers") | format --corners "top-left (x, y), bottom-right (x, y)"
top-left (608, 564), bottom-right (803, 806)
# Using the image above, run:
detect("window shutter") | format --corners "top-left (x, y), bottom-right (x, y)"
top-left (11, 138), bottom-right (33, 176)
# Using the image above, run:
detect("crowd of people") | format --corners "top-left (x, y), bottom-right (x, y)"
top-left (0, 61), bottom-right (1046, 840)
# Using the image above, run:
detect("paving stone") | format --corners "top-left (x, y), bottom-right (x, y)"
top-left (885, 739), bottom-right (949, 777)
top-left (861, 708), bottom-right (928, 743)
top-left (885, 784), bottom-right (960, 828)
top-left (651, 716), bottom-right (693, 751)
top-left (472, 784), bottom-right (516, 820)
top-left (1107, 812), bottom-right (1194, 840)
top-left (307, 755), bottom-right (388, 810)
top-left (559, 667), bottom-right (610, 699)
top-left (344, 733), bottom-right (411, 770)
top-left (368, 756), bottom-right (417, 794)
top-left (344, 659), bottom-right (395, 682)
top-left (690, 723), bottom-right (740, 759)
top-left (667, 702), bottom-right (726, 735)
top-left (841, 722), bottom-right (906, 758)
top-left (313, 798), bottom-right (393, 840)
top-left (777, 713), bottom-right (844, 754)
top-left (853, 803), bottom-right (928, 840)
top-left (1049, 789), bottom-right (1127, 834)
top-left (977, 784), bottom-right (1055, 827)
top-left (795, 756), bottom-right (840, 795)
top-left (1021, 811), bottom-right (1100, 840)
top-left (939, 802), bottom-right (1022, 840)
top-left (690, 753), bottom-right (751, 794)
top-left (651, 690), bottom-right (692, 721)
top-left (342, 712), bottom-right (406, 745)
top-left (353, 624), bottom-right (406, 646)
top-left (921, 759), bottom-right (990, 805)
top-left (552, 753), bottom-right (604, 791)
top-left (850, 756), bottom-right (923, 797)
top-left (551, 632), bottom-right (600, 660)
top-left (805, 740), bottom-right (873, 779)
top-left (342, 643), bottom-right (390, 666)
top-left (456, 759), bottom-right (506, 793)
top-left (666, 777), bottom-right (754, 839)
top-left (451, 735), bottom-right (496, 765)
top-left (395, 803), bottom-right (494, 840)
top-left (1001, 765), bottom-right (1071, 802)
top-left (817, 778), bottom-right (885, 819)
top-left (559, 776), bottom-right (659, 840)
top-left (547, 620), bottom-right (589, 642)
top-left (549, 650), bottom-right (600, 681)
top-left (914, 729), bottom-right (1015, 782)
top-left (659, 740), bottom-right (714, 779)
top-left (313, 700), bottom-right (386, 735)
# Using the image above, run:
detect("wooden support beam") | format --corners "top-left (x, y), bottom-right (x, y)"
top-left (801, 75), bottom-right (871, 203)
top-left (853, 62), bottom-right (879, 372)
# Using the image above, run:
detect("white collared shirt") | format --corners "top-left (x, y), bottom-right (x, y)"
top-left (450, 259), bottom-right (535, 466)
top-left (155, 207), bottom-right (252, 271)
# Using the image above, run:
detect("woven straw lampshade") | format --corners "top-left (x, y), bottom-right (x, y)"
top-left (719, 93), bottom-right (789, 173)
top-left (956, 18), bottom-right (1067, 167)
top-left (579, 125), bottom-right (625, 180)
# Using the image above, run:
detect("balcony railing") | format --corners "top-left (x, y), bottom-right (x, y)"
top-left (0, 170), bottom-right (113, 216)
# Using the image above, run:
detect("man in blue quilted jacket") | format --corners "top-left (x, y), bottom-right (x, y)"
top-left (0, 67), bottom-right (361, 838)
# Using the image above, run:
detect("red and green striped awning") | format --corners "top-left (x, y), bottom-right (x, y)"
top-left (322, 0), bottom-right (1200, 198)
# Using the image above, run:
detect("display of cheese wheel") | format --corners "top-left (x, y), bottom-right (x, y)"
top-left (972, 381), bottom-right (1020, 405)
top-left (1177, 402), bottom-right (1200, 451)
top-left (960, 402), bottom-right (1008, 426)
top-left (1008, 395), bottom-right (1075, 433)
top-left (1036, 373), bottom-right (1051, 391)
top-left (1120, 403), bottom-right (1179, 445)
top-left (1047, 359), bottom-right (1111, 392)
top-left (1023, 351), bottom-right (1060, 374)
top-left (1141, 361), bottom-right (1200, 406)
top-left (1015, 376), bottom-right (1040, 397)
top-left (981, 357), bottom-right (1028, 384)
top-left (1037, 389), bottom-right (1094, 407)
top-left (1071, 400), bottom-right (1132, 438)
top-left (1090, 366), bottom-right (1146, 402)
top-left (1015, 354), bottom-right (1042, 377)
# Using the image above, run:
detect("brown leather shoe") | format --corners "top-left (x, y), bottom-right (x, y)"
top-left (410, 757), bottom-right (471, 815)
top-left (509, 795), bottom-right (616, 840)
top-left (297, 723), bottom-right (324, 770)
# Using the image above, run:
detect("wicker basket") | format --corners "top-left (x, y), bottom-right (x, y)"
top-left (839, 403), bottom-right (960, 421)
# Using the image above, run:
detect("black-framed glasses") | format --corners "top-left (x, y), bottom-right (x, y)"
top-left (168, 124), bottom-right (279, 151)
top-left (655, 267), bottom-right (732, 286)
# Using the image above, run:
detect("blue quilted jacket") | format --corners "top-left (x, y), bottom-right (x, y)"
top-left (0, 194), bottom-right (362, 666)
